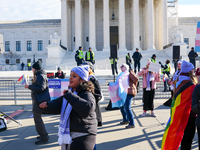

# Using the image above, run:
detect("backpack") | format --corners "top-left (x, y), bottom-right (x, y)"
top-left (0, 116), bottom-right (7, 132)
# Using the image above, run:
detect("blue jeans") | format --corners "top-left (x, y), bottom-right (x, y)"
top-left (119, 94), bottom-right (135, 125)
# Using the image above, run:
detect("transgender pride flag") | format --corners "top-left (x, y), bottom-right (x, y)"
top-left (195, 21), bottom-right (200, 52)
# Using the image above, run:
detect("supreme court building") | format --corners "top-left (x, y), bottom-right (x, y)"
top-left (61, 0), bottom-right (168, 51)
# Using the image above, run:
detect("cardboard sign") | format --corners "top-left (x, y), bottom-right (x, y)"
top-left (148, 62), bottom-right (161, 73)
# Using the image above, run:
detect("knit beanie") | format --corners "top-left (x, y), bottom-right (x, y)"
top-left (71, 65), bottom-right (89, 81)
top-left (181, 60), bottom-right (194, 73)
top-left (178, 60), bottom-right (183, 64)
top-left (32, 61), bottom-right (42, 70)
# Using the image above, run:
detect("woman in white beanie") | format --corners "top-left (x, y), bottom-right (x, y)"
top-left (39, 65), bottom-right (97, 150)
top-left (161, 60), bottom-right (197, 150)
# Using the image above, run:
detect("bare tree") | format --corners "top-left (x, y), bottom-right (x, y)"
top-left (3, 52), bottom-right (22, 65)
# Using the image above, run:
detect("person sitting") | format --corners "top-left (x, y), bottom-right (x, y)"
top-left (55, 67), bottom-right (65, 79)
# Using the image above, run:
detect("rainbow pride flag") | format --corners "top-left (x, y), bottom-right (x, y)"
top-left (18, 74), bottom-right (29, 85)
top-left (195, 21), bottom-right (200, 52)
top-left (161, 81), bottom-right (195, 150)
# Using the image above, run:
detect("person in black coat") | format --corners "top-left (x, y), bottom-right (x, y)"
top-left (75, 46), bottom-right (84, 66)
top-left (188, 47), bottom-right (198, 68)
top-left (55, 67), bottom-right (65, 79)
top-left (25, 61), bottom-right (50, 145)
top-left (192, 84), bottom-right (200, 149)
top-left (132, 48), bottom-right (142, 73)
top-left (39, 65), bottom-right (97, 150)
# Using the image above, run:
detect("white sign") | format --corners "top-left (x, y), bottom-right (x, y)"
top-left (148, 62), bottom-right (161, 72)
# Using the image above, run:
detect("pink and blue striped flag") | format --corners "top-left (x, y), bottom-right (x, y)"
top-left (195, 21), bottom-right (200, 52)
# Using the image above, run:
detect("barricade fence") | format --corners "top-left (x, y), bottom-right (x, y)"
top-left (0, 76), bottom-right (171, 105)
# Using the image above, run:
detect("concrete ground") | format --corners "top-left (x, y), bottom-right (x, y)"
top-left (0, 98), bottom-right (198, 150)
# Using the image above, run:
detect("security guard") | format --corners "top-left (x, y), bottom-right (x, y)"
top-left (159, 60), bottom-right (171, 92)
top-left (85, 47), bottom-right (95, 65)
top-left (75, 46), bottom-right (84, 66)
top-left (27, 62), bottom-right (31, 71)
top-left (110, 57), bottom-right (118, 75)
top-left (150, 54), bottom-right (156, 63)
top-left (126, 53), bottom-right (132, 70)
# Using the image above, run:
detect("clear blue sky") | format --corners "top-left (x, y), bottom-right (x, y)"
top-left (0, 0), bottom-right (199, 21)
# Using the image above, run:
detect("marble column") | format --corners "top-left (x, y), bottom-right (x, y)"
top-left (118, 0), bottom-right (126, 51)
top-left (132, 0), bottom-right (140, 50)
top-left (89, 0), bottom-right (96, 51)
top-left (75, 0), bottom-right (82, 50)
top-left (61, 0), bottom-right (68, 49)
top-left (103, 0), bottom-right (110, 51)
top-left (147, 0), bottom-right (155, 50)
top-left (162, 0), bottom-right (168, 46)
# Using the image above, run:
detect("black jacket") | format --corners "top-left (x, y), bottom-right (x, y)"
top-left (43, 86), bottom-right (97, 135)
top-left (89, 76), bottom-right (102, 123)
top-left (28, 69), bottom-right (50, 112)
top-left (192, 84), bottom-right (200, 127)
top-left (55, 71), bottom-right (65, 79)
top-left (132, 52), bottom-right (142, 61)
top-left (188, 50), bottom-right (198, 60)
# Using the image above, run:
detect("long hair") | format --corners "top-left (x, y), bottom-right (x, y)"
top-left (89, 68), bottom-right (94, 76)
top-left (32, 69), bottom-right (41, 83)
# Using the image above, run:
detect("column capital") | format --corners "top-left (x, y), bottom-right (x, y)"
top-left (142, 0), bottom-right (147, 7)
top-left (67, 1), bottom-right (72, 8)
top-left (154, 0), bottom-right (160, 7)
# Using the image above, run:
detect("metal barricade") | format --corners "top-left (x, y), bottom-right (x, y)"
top-left (0, 80), bottom-right (16, 103)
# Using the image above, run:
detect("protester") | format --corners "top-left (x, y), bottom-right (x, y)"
top-left (24, 61), bottom-right (50, 145)
top-left (82, 61), bottom-right (102, 150)
top-left (164, 60), bottom-right (182, 106)
top-left (161, 60), bottom-right (197, 150)
top-left (138, 60), bottom-right (160, 117)
top-left (159, 60), bottom-right (171, 92)
top-left (132, 48), bottom-right (142, 73)
top-left (108, 64), bottom-right (138, 129)
top-left (55, 67), bottom-right (65, 79)
top-left (39, 65), bottom-right (97, 150)
top-left (188, 47), bottom-right (198, 68)
top-left (192, 82), bottom-right (200, 149)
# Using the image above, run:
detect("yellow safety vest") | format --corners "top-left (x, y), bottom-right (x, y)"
top-left (78, 50), bottom-right (84, 59)
top-left (28, 62), bottom-right (31, 66)
top-left (161, 64), bottom-right (170, 73)
top-left (110, 59), bottom-right (117, 64)
top-left (86, 51), bottom-right (94, 61)
top-left (150, 58), bottom-right (156, 63)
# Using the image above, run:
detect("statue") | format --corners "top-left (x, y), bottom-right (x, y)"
top-left (49, 33), bottom-right (60, 46)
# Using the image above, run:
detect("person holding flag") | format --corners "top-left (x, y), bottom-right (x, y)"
top-left (161, 60), bottom-right (197, 150)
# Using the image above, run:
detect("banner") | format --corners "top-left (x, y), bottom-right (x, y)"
top-left (48, 79), bottom-right (69, 100)
top-left (195, 21), bottom-right (200, 52)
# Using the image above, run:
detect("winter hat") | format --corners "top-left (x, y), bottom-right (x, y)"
top-left (32, 61), bottom-right (42, 70)
top-left (57, 67), bottom-right (61, 71)
top-left (81, 61), bottom-right (94, 71)
top-left (120, 63), bottom-right (129, 70)
top-left (181, 60), bottom-right (194, 73)
top-left (178, 60), bottom-right (183, 64)
top-left (152, 54), bottom-right (156, 58)
top-left (71, 65), bottom-right (89, 81)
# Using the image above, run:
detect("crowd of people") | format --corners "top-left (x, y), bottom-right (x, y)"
top-left (22, 46), bottom-right (200, 150)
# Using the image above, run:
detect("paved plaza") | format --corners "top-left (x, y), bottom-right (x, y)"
top-left (0, 98), bottom-right (198, 150)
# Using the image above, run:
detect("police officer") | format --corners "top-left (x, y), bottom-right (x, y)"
top-left (150, 54), bottom-right (156, 63)
top-left (126, 53), bottom-right (132, 70)
top-left (27, 62), bottom-right (31, 71)
top-left (132, 48), bottom-right (142, 73)
top-left (85, 47), bottom-right (95, 65)
top-left (75, 46), bottom-right (84, 66)
top-left (188, 47), bottom-right (198, 68)
top-left (159, 60), bottom-right (171, 92)
top-left (109, 57), bottom-right (118, 75)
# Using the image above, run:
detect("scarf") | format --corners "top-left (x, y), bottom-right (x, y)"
top-left (58, 90), bottom-right (77, 147)
top-left (146, 72), bottom-right (154, 91)
top-left (176, 75), bottom-right (191, 88)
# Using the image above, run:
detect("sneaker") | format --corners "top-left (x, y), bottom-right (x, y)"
top-left (151, 112), bottom-right (156, 117)
top-left (119, 121), bottom-right (129, 125)
top-left (142, 112), bottom-right (146, 117)
top-left (126, 125), bottom-right (135, 129)
top-left (35, 139), bottom-right (48, 145)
